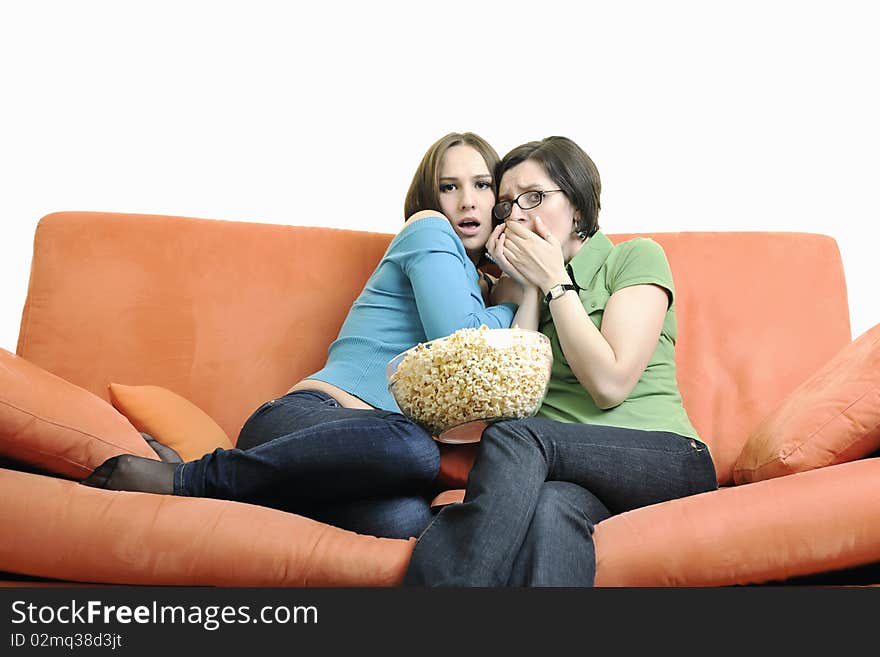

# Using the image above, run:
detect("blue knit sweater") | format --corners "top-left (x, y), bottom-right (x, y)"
top-left (307, 217), bottom-right (516, 410)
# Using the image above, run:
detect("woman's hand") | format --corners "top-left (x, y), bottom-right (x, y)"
top-left (501, 217), bottom-right (569, 293)
top-left (477, 272), bottom-right (496, 305)
top-left (489, 273), bottom-right (522, 306)
top-left (487, 222), bottom-right (543, 330)
top-left (486, 224), bottom-right (528, 287)
top-left (494, 274), bottom-right (542, 330)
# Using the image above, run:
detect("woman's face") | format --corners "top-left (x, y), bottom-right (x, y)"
top-left (437, 145), bottom-right (495, 262)
top-left (498, 159), bottom-right (582, 261)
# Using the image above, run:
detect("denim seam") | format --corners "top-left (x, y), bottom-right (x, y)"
top-left (173, 463), bottom-right (187, 496)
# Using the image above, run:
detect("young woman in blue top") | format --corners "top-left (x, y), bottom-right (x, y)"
top-left (404, 136), bottom-right (718, 585)
top-left (81, 132), bottom-right (528, 539)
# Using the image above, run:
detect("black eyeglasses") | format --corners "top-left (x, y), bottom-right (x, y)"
top-left (492, 190), bottom-right (564, 221)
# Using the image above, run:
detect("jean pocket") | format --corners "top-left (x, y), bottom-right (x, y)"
top-left (689, 441), bottom-right (718, 492)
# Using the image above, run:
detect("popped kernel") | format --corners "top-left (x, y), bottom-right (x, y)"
top-left (388, 326), bottom-right (553, 435)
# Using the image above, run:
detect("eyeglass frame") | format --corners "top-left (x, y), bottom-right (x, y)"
top-left (492, 189), bottom-right (564, 221)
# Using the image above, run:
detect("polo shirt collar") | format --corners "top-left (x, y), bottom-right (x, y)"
top-left (567, 230), bottom-right (613, 290)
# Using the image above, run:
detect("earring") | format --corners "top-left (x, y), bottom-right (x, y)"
top-left (572, 218), bottom-right (587, 241)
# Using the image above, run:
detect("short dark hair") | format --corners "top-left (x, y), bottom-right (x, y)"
top-left (495, 136), bottom-right (601, 237)
top-left (404, 132), bottom-right (500, 220)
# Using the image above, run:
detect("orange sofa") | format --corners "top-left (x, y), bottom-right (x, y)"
top-left (2, 211), bottom-right (879, 586)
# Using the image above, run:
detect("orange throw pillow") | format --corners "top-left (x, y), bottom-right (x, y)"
top-left (734, 322), bottom-right (880, 484)
top-left (0, 349), bottom-right (156, 479)
top-left (108, 384), bottom-right (233, 461)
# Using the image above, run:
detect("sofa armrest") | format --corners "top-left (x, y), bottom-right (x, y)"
top-left (594, 457), bottom-right (880, 586)
top-left (0, 468), bottom-right (413, 586)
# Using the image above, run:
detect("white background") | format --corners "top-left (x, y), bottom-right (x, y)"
top-left (1, 0), bottom-right (877, 353)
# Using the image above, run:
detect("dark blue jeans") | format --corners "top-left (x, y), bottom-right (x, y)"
top-left (404, 417), bottom-right (717, 586)
top-left (174, 390), bottom-right (440, 539)
top-left (507, 481), bottom-right (611, 587)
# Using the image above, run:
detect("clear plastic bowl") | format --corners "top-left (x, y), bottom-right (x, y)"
top-left (386, 327), bottom-right (553, 443)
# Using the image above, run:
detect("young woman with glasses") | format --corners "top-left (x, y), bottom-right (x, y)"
top-left (404, 136), bottom-right (718, 586)
top-left (81, 132), bottom-right (531, 540)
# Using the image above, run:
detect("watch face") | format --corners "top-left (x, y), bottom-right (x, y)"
top-left (545, 283), bottom-right (574, 303)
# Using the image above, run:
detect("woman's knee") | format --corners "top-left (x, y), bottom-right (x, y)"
top-left (410, 437), bottom-right (441, 483)
top-left (482, 420), bottom-right (544, 459)
top-left (534, 482), bottom-right (582, 516)
top-left (380, 496), bottom-right (434, 538)
top-left (384, 416), bottom-right (440, 481)
top-left (483, 420), bottom-right (525, 445)
top-left (333, 496), bottom-right (433, 539)
top-left (532, 482), bottom-right (610, 533)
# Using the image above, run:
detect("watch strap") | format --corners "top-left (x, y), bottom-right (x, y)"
top-left (544, 283), bottom-right (578, 303)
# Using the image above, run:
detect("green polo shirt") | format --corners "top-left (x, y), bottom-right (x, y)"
top-left (537, 231), bottom-right (701, 443)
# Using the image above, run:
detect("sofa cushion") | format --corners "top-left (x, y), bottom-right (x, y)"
top-left (0, 349), bottom-right (157, 480)
top-left (733, 322), bottom-right (880, 484)
top-left (437, 443), bottom-right (478, 489)
top-left (594, 457), bottom-right (880, 586)
top-left (0, 467), bottom-right (414, 586)
top-left (108, 383), bottom-right (233, 461)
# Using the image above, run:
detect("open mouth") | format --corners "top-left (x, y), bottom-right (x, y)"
top-left (456, 218), bottom-right (482, 237)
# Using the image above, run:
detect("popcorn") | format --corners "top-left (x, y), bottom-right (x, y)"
top-left (387, 326), bottom-right (553, 436)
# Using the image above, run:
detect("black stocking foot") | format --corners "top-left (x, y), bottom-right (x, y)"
top-left (141, 432), bottom-right (183, 463)
top-left (80, 455), bottom-right (176, 494)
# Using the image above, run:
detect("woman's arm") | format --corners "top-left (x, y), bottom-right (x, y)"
top-left (486, 223), bottom-right (542, 330)
top-left (546, 283), bottom-right (667, 408)
top-left (400, 218), bottom-right (518, 339)
top-left (500, 218), bottom-right (668, 409)
top-left (490, 275), bottom-right (541, 330)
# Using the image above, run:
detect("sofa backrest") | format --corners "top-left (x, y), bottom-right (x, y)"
top-left (17, 213), bottom-right (851, 484)
top-left (611, 231), bottom-right (850, 482)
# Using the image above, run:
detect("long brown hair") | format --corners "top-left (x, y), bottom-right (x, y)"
top-left (404, 132), bottom-right (500, 220)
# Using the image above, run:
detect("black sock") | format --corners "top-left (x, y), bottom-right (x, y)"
top-left (81, 455), bottom-right (176, 495)
top-left (141, 433), bottom-right (183, 463)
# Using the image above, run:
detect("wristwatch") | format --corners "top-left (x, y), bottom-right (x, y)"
top-left (544, 283), bottom-right (577, 303)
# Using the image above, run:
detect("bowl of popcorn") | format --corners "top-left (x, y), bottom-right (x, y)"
top-left (386, 326), bottom-right (554, 443)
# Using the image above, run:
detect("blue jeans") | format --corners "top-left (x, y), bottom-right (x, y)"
top-left (507, 481), bottom-right (611, 587)
top-left (174, 390), bottom-right (440, 539)
top-left (404, 417), bottom-right (717, 586)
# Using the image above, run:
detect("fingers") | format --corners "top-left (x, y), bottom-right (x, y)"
top-left (492, 232), bottom-right (512, 268)
top-left (485, 224), bottom-right (505, 261)
top-left (492, 233), bottom-right (530, 285)
top-left (504, 216), bottom-right (559, 249)
top-left (501, 232), bottom-right (519, 260)
top-left (501, 222), bottom-right (534, 254)
top-left (533, 216), bottom-right (560, 246)
top-left (503, 220), bottom-right (531, 238)
top-left (504, 218), bottom-right (549, 248)
top-left (501, 230), bottom-right (532, 262)
top-left (531, 215), bottom-right (549, 238)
